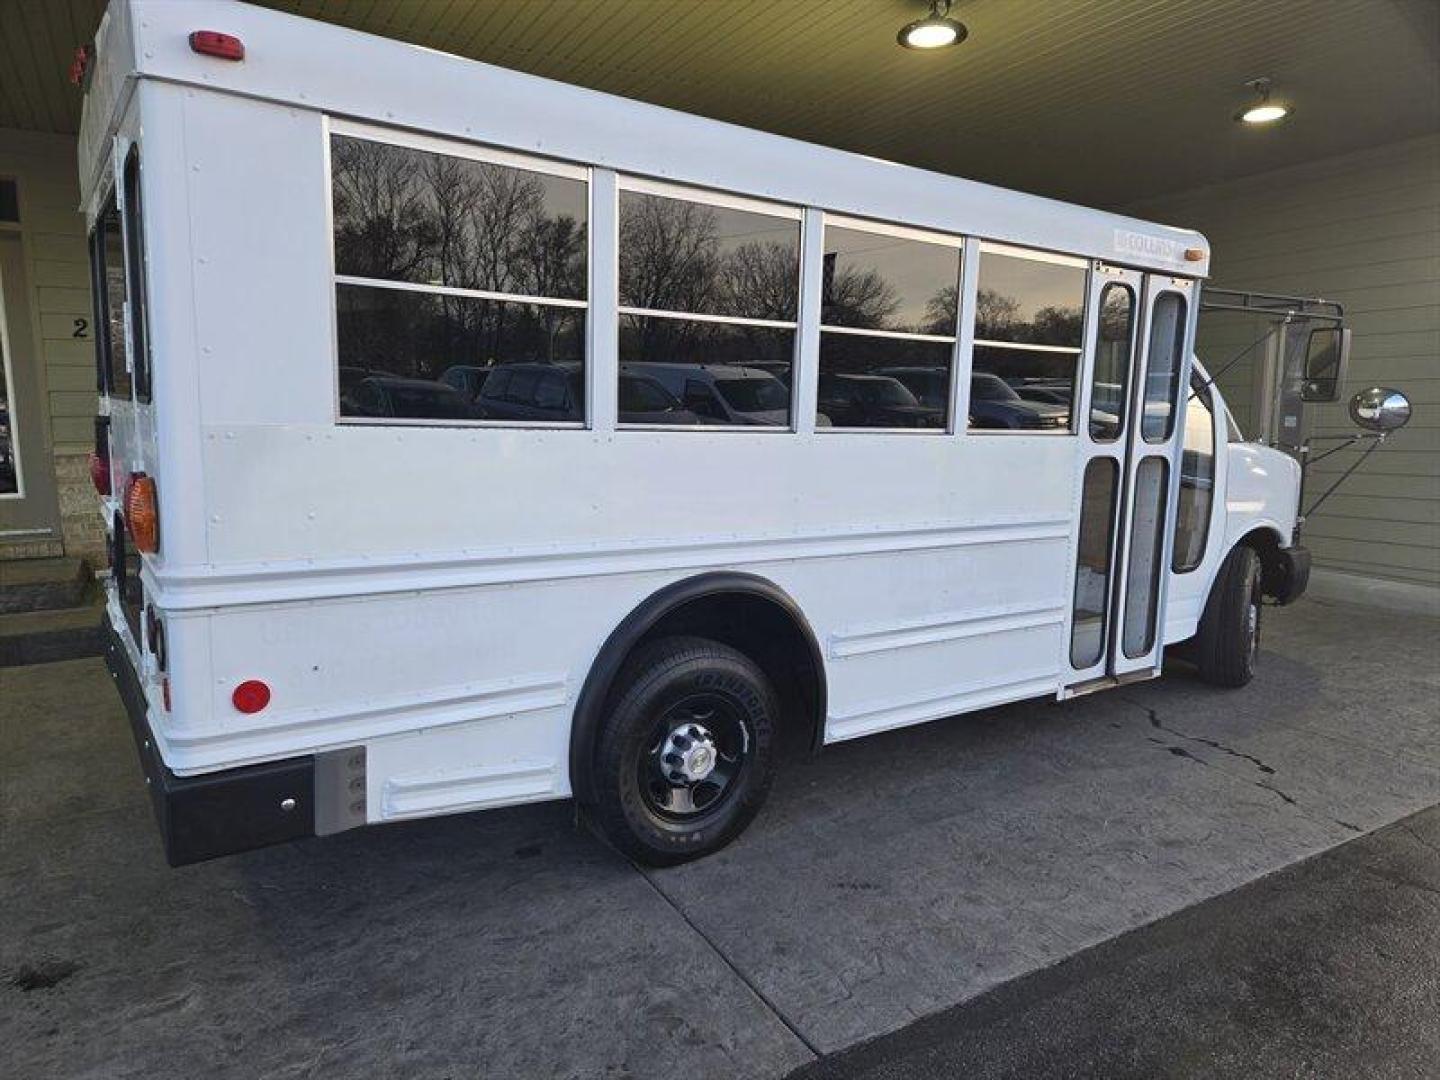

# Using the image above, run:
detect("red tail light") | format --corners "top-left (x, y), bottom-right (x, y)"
top-left (189, 31), bottom-right (245, 61)
top-left (124, 472), bottom-right (160, 554)
top-left (89, 449), bottom-right (111, 496)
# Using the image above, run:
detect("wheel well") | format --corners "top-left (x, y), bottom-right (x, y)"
top-left (1239, 527), bottom-right (1286, 598)
top-left (568, 574), bottom-right (827, 805)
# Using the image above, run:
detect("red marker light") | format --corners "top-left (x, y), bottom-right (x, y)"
top-left (89, 450), bottom-right (111, 496)
top-left (232, 680), bottom-right (271, 714)
top-left (189, 31), bottom-right (245, 61)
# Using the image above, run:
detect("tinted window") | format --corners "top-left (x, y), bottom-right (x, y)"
top-left (617, 187), bottom-right (800, 427)
top-left (818, 221), bottom-right (960, 430)
top-left (1071, 458), bottom-right (1118, 668)
top-left (122, 149), bottom-right (151, 401)
top-left (331, 135), bottom-right (586, 298)
top-left (1173, 377), bottom-right (1216, 573)
top-left (821, 226), bottom-right (960, 334)
top-left (618, 190), bottom-right (799, 320)
top-left (1089, 284), bottom-right (1134, 442)
top-left (968, 247), bottom-right (1086, 432)
top-left (1143, 293), bottom-right (1187, 443)
top-left (619, 316), bottom-right (793, 426)
top-left (339, 285), bottom-right (582, 374)
top-left (1122, 457), bottom-right (1169, 659)
top-left (331, 133), bottom-right (588, 423)
top-left (817, 335), bottom-right (951, 429)
top-left (98, 199), bottom-right (130, 399)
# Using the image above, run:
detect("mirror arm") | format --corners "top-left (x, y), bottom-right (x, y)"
top-left (1299, 434), bottom-right (1387, 523)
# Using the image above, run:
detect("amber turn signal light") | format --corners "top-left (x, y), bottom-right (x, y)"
top-left (125, 472), bottom-right (160, 554)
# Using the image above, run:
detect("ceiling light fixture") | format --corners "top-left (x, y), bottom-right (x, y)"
top-left (1235, 77), bottom-right (1291, 125)
top-left (898, 0), bottom-right (967, 50)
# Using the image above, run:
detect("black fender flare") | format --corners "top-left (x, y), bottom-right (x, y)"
top-left (567, 571), bottom-right (827, 805)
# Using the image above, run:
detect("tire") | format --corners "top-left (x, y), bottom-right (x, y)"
top-left (1195, 544), bottom-right (1263, 687)
top-left (589, 636), bottom-right (777, 866)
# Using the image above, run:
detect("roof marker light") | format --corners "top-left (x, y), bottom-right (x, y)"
top-left (190, 31), bottom-right (245, 62)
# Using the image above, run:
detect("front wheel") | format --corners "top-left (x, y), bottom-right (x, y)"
top-left (589, 636), bottom-right (777, 866)
top-left (1195, 545), bottom-right (1263, 687)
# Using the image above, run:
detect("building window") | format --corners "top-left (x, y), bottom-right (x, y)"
top-left (1173, 375), bottom-right (1216, 573)
top-left (817, 219), bottom-right (961, 430)
top-left (617, 182), bottom-right (800, 427)
top-left (968, 243), bottom-right (1086, 432)
top-left (0, 179), bottom-right (18, 223)
top-left (329, 126), bottom-right (589, 424)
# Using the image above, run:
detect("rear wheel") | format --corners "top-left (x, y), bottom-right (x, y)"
top-left (1195, 544), bottom-right (1263, 687)
top-left (590, 636), bottom-right (777, 866)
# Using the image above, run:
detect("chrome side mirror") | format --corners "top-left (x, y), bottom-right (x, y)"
top-left (1300, 326), bottom-right (1350, 402)
top-left (1348, 386), bottom-right (1412, 432)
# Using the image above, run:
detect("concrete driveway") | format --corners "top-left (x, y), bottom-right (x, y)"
top-left (3, 598), bottom-right (1437, 1078)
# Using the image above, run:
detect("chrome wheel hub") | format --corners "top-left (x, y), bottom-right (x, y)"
top-left (660, 723), bottom-right (717, 784)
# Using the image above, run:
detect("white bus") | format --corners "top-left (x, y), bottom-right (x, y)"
top-left (83, 0), bottom-right (1316, 867)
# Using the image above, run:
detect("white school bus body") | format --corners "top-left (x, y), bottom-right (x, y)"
top-left (82, 0), bottom-right (1306, 865)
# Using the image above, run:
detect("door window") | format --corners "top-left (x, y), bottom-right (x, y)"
top-left (1070, 458), bottom-right (1119, 668)
top-left (1142, 293), bottom-right (1187, 443)
top-left (1173, 377), bottom-right (1216, 572)
top-left (1122, 457), bottom-right (1169, 658)
top-left (1089, 284), bottom-right (1134, 442)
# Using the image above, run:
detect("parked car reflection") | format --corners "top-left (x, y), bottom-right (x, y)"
top-left (968, 372), bottom-right (1069, 430)
top-left (818, 372), bottom-right (945, 428)
top-left (439, 365), bottom-right (493, 404)
top-left (347, 376), bottom-right (475, 420)
top-left (624, 362), bottom-right (790, 426)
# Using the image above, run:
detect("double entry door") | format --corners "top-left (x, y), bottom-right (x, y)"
top-left (1067, 265), bottom-right (1197, 690)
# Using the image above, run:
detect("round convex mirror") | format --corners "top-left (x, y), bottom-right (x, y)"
top-left (1348, 386), bottom-right (1412, 432)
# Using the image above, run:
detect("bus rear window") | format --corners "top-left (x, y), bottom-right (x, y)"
top-left (91, 196), bottom-right (130, 399)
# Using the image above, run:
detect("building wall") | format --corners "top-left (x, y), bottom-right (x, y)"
top-left (0, 128), bottom-right (104, 562)
top-left (1130, 134), bottom-right (1440, 592)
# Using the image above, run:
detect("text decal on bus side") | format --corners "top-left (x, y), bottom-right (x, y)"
top-left (1113, 229), bottom-right (1185, 265)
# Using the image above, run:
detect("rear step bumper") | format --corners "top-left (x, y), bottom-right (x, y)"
top-left (104, 619), bottom-right (315, 866)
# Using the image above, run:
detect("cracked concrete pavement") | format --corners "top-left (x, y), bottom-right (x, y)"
top-left (3, 596), bottom-right (1437, 1077)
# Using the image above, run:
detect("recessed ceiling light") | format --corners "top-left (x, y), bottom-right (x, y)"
top-left (1235, 77), bottom-right (1291, 125)
top-left (898, 0), bottom-right (968, 50)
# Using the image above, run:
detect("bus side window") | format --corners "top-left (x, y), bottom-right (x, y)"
top-left (1173, 376), bottom-right (1216, 572)
top-left (969, 244), bottom-right (1087, 433)
top-left (330, 130), bottom-right (588, 425)
top-left (816, 220), bottom-right (961, 431)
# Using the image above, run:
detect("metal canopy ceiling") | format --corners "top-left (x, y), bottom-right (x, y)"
top-left (2, 0), bottom-right (1436, 207)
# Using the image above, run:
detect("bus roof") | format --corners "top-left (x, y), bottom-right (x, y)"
top-left (82, 0), bottom-right (1209, 276)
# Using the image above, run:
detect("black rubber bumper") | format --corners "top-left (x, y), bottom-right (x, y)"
top-left (104, 621), bottom-right (315, 866)
top-left (1270, 545), bottom-right (1312, 606)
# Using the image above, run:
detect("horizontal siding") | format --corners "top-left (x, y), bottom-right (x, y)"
top-left (1131, 133), bottom-right (1440, 589)
top-left (0, 127), bottom-right (93, 458)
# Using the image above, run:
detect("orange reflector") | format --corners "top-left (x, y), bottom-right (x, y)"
top-left (1184, 248), bottom-right (1206, 262)
top-left (125, 472), bottom-right (160, 554)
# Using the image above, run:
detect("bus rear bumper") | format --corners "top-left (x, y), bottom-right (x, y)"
top-left (104, 620), bottom-right (315, 866)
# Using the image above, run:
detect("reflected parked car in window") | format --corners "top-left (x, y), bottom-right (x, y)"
top-left (968, 372), bottom-right (1069, 430)
top-left (475, 363), bottom-right (583, 422)
top-left (876, 366), bottom-right (951, 410)
top-left (347, 376), bottom-right (476, 420)
top-left (618, 369), bottom-right (703, 425)
top-left (623, 362), bottom-right (791, 426)
top-left (818, 372), bottom-right (945, 429)
top-left (439, 365), bottom-right (492, 403)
